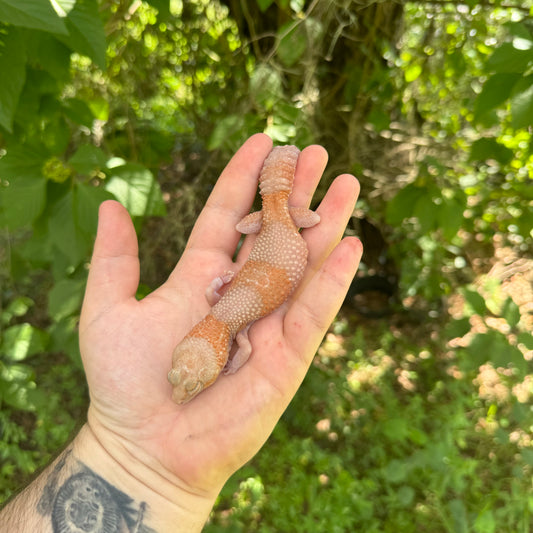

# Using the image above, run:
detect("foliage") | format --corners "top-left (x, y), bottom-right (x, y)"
top-left (1, 0), bottom-right (532, 531)
top-left (207, 275), bottom-right (533, 532)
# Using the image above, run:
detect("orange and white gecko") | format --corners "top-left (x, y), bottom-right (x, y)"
top-left (168, 145), bottom-right (320, 403)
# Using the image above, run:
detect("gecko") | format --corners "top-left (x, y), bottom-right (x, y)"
top-left (168, 145), bottom-right (320, 404)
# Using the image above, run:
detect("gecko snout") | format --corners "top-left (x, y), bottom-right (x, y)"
top-left (168, 337), bottom-right (220, 403)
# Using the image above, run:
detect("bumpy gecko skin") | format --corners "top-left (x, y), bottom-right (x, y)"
top-left (168, 145), bottom-right (320, 404)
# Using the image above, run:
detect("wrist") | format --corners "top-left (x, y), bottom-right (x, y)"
top-left (66, 422), bottom-right (217, 532)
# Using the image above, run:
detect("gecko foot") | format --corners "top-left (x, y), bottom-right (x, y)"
top-left (224, 325), bottom-right (252, 374)
top-left (205, 270), bottom-right (235, 306)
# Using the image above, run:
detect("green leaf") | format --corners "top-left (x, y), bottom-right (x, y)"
top-left (467, 331), bottom-right (527, 375)
top-left (367, 106), bottom-right (390, 132)
top-left (48, 278), bottom-right (85, 321)
top-left (510, 75), bottom-right (533, 129)
top-left (505, 21), bottom-right (533, 43)
top-left (449, 499), bottom-right (468, 533)
top-left (445, 317), bottom-right (471, 339)
top-left (396, 486), bottom-right (415, 507)
top-left (385, 184), bottom-right (426, 226)
top-left (48, 316), bottom-right (82, 367)
top-left (384, 459), bottom-right (408, 483)
top-left (276, 17), bottom-right (322, 67)
top-left (438, 195), bottom-right (466, 241)
top-left (207, 114), bottom-right (246, 150)
top-left (0, 143), bottom-right (48, 178)
top-left (461, 288), bottom-right (487, 316)
top-left (1, 296), bottom-right (34, 325)
top-left (249, 63), bottom-right (283, 111)
top-left (47, 189), bottom-right (92, 265)
top-left (413, 192), bottom-right (438, 234)
top-left (64, 0), bottom-right (106, 69)
top-left (87, 97), bottom-right (109, 121)
top-left (73, 182), bottom-right (114, 236)
top-left (474, 73), bottom-right (520, 121)
top-left (52, 0), bottom-right (76, 16)
top-left (383, 418), bottom-right (409, 443)
top-left (62, 98), bottom-right (94, 127)
top-left (0, 26), bottom-right (27, 132)
top-left (1, 323), bottom-right (49, 361)
top-left (486, 43), bottom-right (533, 74)
top-left (105, 163), bottom-right (166, 217)
top-left (521, 448), bottom-right (533, 467)
top-left (68, 145), bottom-right (107, 175)
top-left (277, 21), bottom-right (307, 67)
top-left (26, 32), bottom-right (71, 83)
top-left (0, 363), bottom-right (36, 410)
top-left (257, 0), bottom-right (274, 11)
top-left (0, 176), bottom-right (47, 229)
top-left (0, 0), bottom-right (68, 34)
top-left (144, 0), bottom-right (171, 18)
top-left (517, 332), bottom-right (533, 350)
top-left (501, 296), bottom-right (520, 328)
top-left (469, 138), bottom-right (514, 166)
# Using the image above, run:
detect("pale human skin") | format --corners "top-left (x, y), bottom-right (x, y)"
top-left (0, 133), bottom-right (362, 532)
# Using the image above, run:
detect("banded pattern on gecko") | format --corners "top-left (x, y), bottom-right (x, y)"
top-left (168, 145), bottom-right (320, 403)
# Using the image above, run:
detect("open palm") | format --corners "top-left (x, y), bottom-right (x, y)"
top-left (78, 133), bottom-right (362, 499)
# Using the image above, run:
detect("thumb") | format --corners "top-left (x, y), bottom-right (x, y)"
top-left (81, 200), bottom-right (140, 322)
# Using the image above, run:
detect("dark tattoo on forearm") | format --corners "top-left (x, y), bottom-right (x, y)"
top-left (37, 449), bottom-right (156, 533)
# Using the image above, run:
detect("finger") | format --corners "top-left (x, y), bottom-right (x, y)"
top-left (290, 144), bottom-right (328, 208)
top-left (185, 133), bottom-right (273, 257)
top-left (303, 173), bottom-right (360, 269)
top-left (285, 236), bottom-right (363, 369)
top-left (81, 200), bottom-right (140, 324)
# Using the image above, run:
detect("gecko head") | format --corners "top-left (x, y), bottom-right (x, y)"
top-left (168, 337), bottom-right (220, 404)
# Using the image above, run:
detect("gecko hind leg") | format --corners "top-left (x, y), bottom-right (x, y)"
top-left (224, 325), bottom-right (252, 374)
top-left (205, 270), bottom-right (235, 306)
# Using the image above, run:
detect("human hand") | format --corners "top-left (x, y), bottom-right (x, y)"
top-left (78, 133), bottom-right (362, 517)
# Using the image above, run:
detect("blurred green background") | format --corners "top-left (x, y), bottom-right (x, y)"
top-left (1, 1), bottom-right (532, 531)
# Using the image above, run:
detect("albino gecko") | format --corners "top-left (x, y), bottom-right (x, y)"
top-left (168, 145), bottom-right (320, 403)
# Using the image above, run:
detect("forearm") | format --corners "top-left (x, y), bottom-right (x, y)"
top-left (0, 424), bottom-right (216, 532)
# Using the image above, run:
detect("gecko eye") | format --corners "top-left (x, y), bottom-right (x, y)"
top-left (186, 381), bottom-right (202, 394)
top-left (170, 376), bottom-right (204, 404)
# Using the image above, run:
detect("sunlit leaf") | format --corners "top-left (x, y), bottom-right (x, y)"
top-left (105, 163), bottom-right (166, 217)
top-left (0, 0), bottom-right (67, 34)
top-left (63, 0), bottom-right (106, 68)
top-left (1, 323), bottom-right (49, 361)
